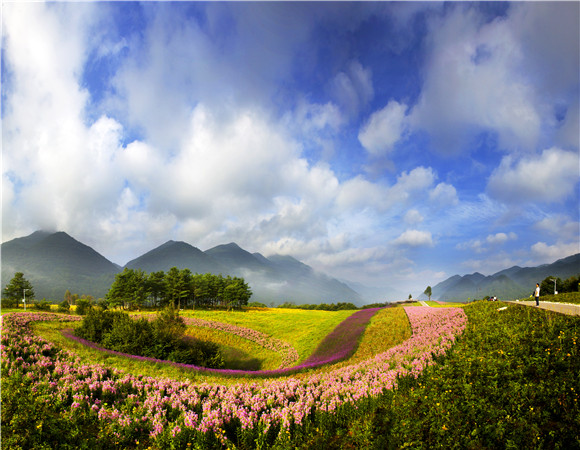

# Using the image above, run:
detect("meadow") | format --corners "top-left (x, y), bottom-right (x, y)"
top-left (1, 301), bottom-right (578, 449)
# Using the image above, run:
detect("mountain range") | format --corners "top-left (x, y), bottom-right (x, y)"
top-left (420, 253), bottom-right (580, 302)
top-left (1, 231), bottom-right (362, 305)
top-left (3, 231), bottom-right (578, 305)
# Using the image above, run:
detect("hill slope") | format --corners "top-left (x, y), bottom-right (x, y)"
top-left (124, 241), bottom-right (225, 274)
top-left (2, 231), bottom-right (363, 305)
top-left (1, 231), bottom-right (120, 300)
top-left (426, 253), bottom-right (580, 302)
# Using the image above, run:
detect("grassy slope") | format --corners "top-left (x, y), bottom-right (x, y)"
top-left (8, 302), bottom-right (580, 449)
top-left (295, 301), bottom-right (579, 449)
top-left (31, 308), bottom-right (355, 382)
top-left (179, 308), bottom-right (354, 364)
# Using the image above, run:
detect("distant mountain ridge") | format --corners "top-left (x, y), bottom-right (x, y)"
top-left (422, 253), bottom-right (580, 302)
top-left (1, 231), bottom-right (363, 305)
top-left (1, 231), bottom-right (120, 299)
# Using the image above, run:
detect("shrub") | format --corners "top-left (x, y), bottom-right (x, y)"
top-left (34, 299), bottom-right (52, 311)
top-left (74, 306), bottom-right (224, 367)
top-left (75, 298), bottom-right (91, 315)
top-left (57, 300), bottom-right (70, 313)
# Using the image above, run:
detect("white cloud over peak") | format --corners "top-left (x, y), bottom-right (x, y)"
top-left (531, 241), bottom-right (580, 263)
top-left (487, 148), bottom-right (579, 204)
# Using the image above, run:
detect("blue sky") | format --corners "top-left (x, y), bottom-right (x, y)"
top-left (2, 2), bottom-right (579, 298)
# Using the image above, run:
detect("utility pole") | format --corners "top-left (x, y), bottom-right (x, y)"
top-left (23, 288), bottom-right (28, 311)
top-left (550, 278), bottom-right (557, 295)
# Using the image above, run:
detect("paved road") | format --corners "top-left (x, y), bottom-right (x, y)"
top-left (505, 300), bottom-right (580, 316)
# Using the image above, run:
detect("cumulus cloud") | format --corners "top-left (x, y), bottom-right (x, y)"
top-left (410, 5), bottom-right (542, 154)
top-left (429, 182), bottom-right (459, 206)
top-left (534, 216), bottom-right (580, 242)
top-left (358, 100), bottom-right (408, 156)
top-left (487, 148), bottom-right (579, 204)
top-left (531, 241), bottom-right (580, 263)
top-left (486, 232), bottom-right (517, 245)
top-left (394, 230), bottom-right (433, 247)
top-left (456, 232), bottom-right (517, 254)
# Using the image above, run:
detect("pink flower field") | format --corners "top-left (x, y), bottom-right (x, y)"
top-left (1, 306), bottom-right (466, 447)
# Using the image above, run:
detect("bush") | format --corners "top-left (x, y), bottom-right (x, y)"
top-left (34, 299), bottom-right (52, 311)
top-left (75, 298), bottom-right (91, 315)
top-left (1, 297), bottom-right (19, 308)
top-left (74, 306), bottom-right (224, 368)
top-left (57, 300), bottom-right (70, 313)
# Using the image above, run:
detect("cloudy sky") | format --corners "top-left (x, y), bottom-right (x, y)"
top-left (2, 1), bottom-right (579, 297)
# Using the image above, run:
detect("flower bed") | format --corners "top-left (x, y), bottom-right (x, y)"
top-left (1, 307), bottom-right (467, 447)
top-left (183, 317), bottom-right (299, 369)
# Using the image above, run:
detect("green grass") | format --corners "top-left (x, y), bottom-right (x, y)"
top-left (185, 326), bottom-right (282, 370)
top-left (30, 308), bottom-right (355, 383)
top-left (539, 291), bottom-right (580, 304)
top-left (302, 301), bottom-right (580, 449)
top-left (179, 308), bottom-right (354, 364)
top-left (9, 301), bottom-right (580, 449)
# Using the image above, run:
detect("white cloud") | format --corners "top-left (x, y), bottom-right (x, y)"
top-left (487, 148), bottom-right (579, 204)
top-left (534, 216), bottom-right (580, 242)
top-left (358, 100), bottom-right (408, 156)
top-left (410, 5), bottom-right (542, 154)
top-left (329, 60), bottom-right (374, 118)
top-left (429, 182), bottom-right (459, 206)
top-left (531, 241), bottom-right (579, 263)
top-left (394, 230), bottom-right (433, 247)
top-left (404, 209), bottom-right (424, 225)
top-left (486, 232), bottom-right (517, 245)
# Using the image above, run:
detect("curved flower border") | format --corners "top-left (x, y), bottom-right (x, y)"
top-left (182, 317), bottom-right (299, 369)
top-left (1, 306), bottom-right (467, 445)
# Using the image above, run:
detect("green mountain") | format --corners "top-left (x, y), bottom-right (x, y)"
top-left (1, 231), bottom-right (120, 300)
top-left (426, 253), bottom-right (580, 302)
top-left (2, 231), bottom-right (363, 305)
top-left (125, 240), bottom-right (225, 274)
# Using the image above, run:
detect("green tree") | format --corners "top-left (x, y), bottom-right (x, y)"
top-left (106, 268), bottom-right (148, 310)
top-left (147, 270), bottom-right (166, 307)
top-left (540, 276), bottom-right (563, 296)
top-left (3, 272), bottom-right (35, 308)
top-left (424, 286), bottom-right (432, 301)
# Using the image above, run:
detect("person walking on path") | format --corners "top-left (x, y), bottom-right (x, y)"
top-left (535, 283), bottom-right (540, 306)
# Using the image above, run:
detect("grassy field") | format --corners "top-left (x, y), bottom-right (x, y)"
top-left (30, 307), bottom-right (355, 382)
top-left (2, 301), bottom-right (579, 448)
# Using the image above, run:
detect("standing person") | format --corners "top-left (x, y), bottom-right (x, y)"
top-left (534, 283), bottom-right (540, 306)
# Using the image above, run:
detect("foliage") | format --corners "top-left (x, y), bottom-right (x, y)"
top-left (57, 299), bottom-right (71, 313)
top-left (424, 285), bottom-right (432, 301)
top-left (1, 308), bottom-right (465, 448)
top-left (106, 268), bottom-right (252, 310)
top-left (3, 272), bottom-right (35, 304)
top-left (5, 303), bottom-right (577, 448)
top-left (540, 273), bottom-right (579, 296)
top-left (277, 302), bottom-right (359, 311)
top-left (75, 297), bottom-right (92, 316)
top-left (74, 307), bottom-right (224, 368)
top-left (369, 302), bottom-right (580, 449)
top-left (247, 301), bottom-right (268, 308)
top-left (34, 299), bottom-right (52, 311)
top-left (536, 291), bottom-right (580, 305)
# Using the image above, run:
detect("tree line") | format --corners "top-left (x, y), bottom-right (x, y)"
top-left (105, 267), bottom-right (252, 310)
